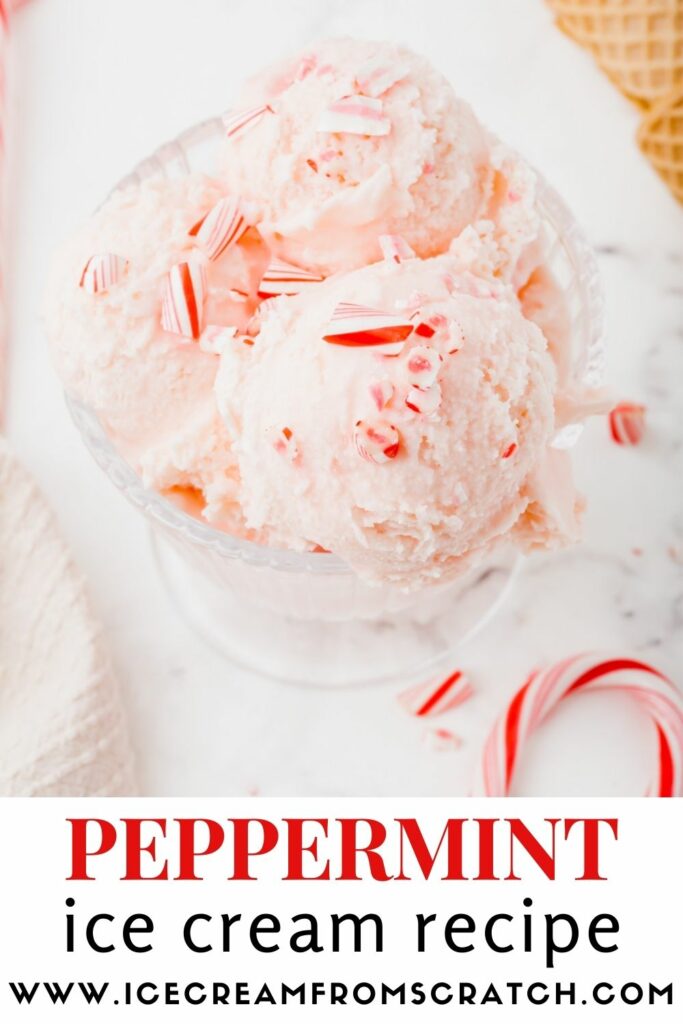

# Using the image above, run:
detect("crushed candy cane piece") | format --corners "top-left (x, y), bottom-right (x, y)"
top-left (413, 313), bottom-right (448, 339)
top-left (378, 234), bottom-right (415, 264)
top-left (161, 258), bottom-right (206, 340)
top-left (501, 442), bottom-right (518, 459)
top-left (356, 58), bottom-right (407, 97)
top-left (189, 197), bottom-right (249, 261)
top-left (324, 302), bottom-right (413, 348)
top-left (317, 94), bottom-right (390, 136)
top-left (609, 402), bottom-right (646, 446)
top-left (354, 419), bottom-right (400, 463)
top-left (448, 319), bottom-right (466, 354)
top-left (296, 54), bottom-right (317, 79)
top-left (268, 425), bottom-right (298, 461)
top-left (79, 253), bottom-right (128, 294)
top-left (223, 104), bottom-right (273, 139)
top-left (398, 669), bottom-right (473, 717)
top-left (199, 324), bottom-right (237, 355)
top-left (405, 345), bottom-right (442, 389)
top-left (369, 379), bottom-right (394, 411)
top-left (405, 382), bottom-right (441, 415)
top-left (414, 321), bottom-right (435, 338)
top-left (258, 259), bottom-right (325, 298)
top-left (423, 727), bottom-right (463, 752)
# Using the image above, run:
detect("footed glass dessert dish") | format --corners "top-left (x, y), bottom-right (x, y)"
top-left (67, 118), bottom-right (604, 688)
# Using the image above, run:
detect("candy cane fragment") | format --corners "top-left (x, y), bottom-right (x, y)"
top-left (473, 653), bottom-right (683, 797)
top-left (161, 259), bottom-right (206, 340)
top-left (268, 425), bottom-right (298, 462)
top-left (423, 727), bottom-right (463, 752)
top-left (609, 402), bottom-right (646, 446)
top-left (258, 259), bottom-right (325, 298)
top-left (405, 383), bottom-right (441, 415)
top-left (79, 253), bottom-right (128, 294)
top-left (323, 302), bottom-right (413, 349)
top-left (368, 379), bottom-right (394, 411)
top-left (405, 345), bottom-right (442, 389)
top-left (317, 94), bottom-right (390, 136)
top-left (222, 104), bottom-right (273, 139)
top-left (378, 234), bottom-right (415, 264)
top-left (189, 197), bottom-right (249, 261)
top-left (398, 669), bottom-right (473, 717)
top-left (354, 419), bottom-right (400, 463)
top-left (356, 58), bottom-right (407, 97)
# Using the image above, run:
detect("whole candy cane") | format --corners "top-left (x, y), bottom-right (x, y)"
top-left (473, 653), bottom-right (683, 797)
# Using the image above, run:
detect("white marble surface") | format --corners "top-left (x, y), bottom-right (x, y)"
top-left (6, 0), bottom-right (682, 795)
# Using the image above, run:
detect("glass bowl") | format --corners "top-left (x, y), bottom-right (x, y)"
top-left (66, 118), bottom-right (605, 688)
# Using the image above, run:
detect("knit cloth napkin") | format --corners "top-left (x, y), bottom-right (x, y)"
top-left (0, 439), bottom-right (136, 795)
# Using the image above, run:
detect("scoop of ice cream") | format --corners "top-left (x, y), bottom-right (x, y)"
top-left (216, 253), bottom-right (581, 587)
top-left (220, 38), bottom-right (492, 274)
top-left (45, 174), bottom-right (269, 528)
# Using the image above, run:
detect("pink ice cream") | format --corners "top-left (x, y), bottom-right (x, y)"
top-left (45, 174), bottom-right (268, 528)
top-left (215, 254), bottom-right (581, 587)
top-left (220, 38), bottom-right (493, 274)
top-left (46, 37), bottom-right (592, 590)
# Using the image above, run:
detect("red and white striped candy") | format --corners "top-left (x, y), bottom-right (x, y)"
top-left (257, 259), bottom-right (325, 298)
top-left (398, 669), bottom-right (473, 717)
top-left (354, 419), bottom-right (400, 463)
top-left (324, 302), bottom-right (413, 350)
top-left (199, 323), bottom-right (237, 355)
top-left (160, 259), bottom-right (207, 340)
top-left (412, 313), bottom-right (448, 340)
top-left (222, 104), bottom-right (273, 139)
top-left (405, 382), bottom-right (441, 415)
top-left (79, 253), bottom-right (128, 294)
top-left (378, 234), bottom-right (415, 264)
top-left (405, 345), bottom-right (442, 389)
top-left (609, 402), bottom-right (646, 446)
top-left (189, 197), bottom-right (249, 261)
top-left (473, 653), bottom-right (683, 797)
top-left (356, 59), bottom-right (407, 98)
top-left (317, 94), bottom-right (390, 136)
top-left (368, 379), bottom-right (394, 412)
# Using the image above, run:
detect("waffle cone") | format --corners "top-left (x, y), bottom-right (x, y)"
top-left (637, 86), bottom-right (683, 200)
top-left (547, 0), bottom-right (683, 106)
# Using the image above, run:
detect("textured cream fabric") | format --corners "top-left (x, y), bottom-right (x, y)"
top-left (0, 439), bottom-right (136, 795)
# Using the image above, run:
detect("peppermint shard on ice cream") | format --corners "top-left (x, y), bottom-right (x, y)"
top-left (45, 174), bottom-right (268, 529)
top-left (215, 255), bottom-right (582, 587)
top-left (220, 37), bottom-right (494, 274)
